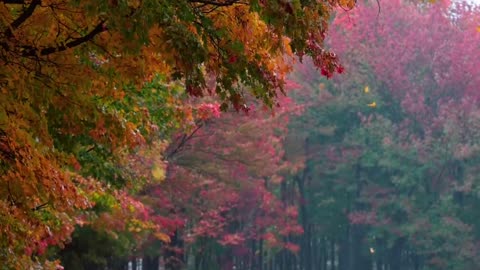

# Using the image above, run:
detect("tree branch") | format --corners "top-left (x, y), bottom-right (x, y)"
top-left (189, 0), bottom-right (246, 7)
top-left (21, 20), bottom-right (106, 57)
top-left (31, 201), bottom-right (49, 211)
top-left (0, 0), bottom-right (26, 4)
top-left (3, 0), bottom-right (41, 38)
top-left (166, 124), bottom-right (204, 160)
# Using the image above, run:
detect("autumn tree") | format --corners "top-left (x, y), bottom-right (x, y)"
top-left (133, 96), bottom-right (304, 270)
top-left (286, 1), bottom-right (480, 269)
top-left (1, 0), bottom-right (356, 267)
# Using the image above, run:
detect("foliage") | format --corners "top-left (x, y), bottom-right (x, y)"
top-left (1, 0), bottom-right (354, 267)
top-left (286, 1), bottom-right (480, 269)
top-left (143, 97), bottom-right (304, 269)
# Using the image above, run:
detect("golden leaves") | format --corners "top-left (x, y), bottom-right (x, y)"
top-left (151, 164), bottom-right (166, 182)
top-left (154, 232), bottom-right (171, 243)
top-left (204, 4), bottom-right (293, 82)
top-left (367, 101), bottom-right (377, 108)
top-left (363, 85), bottom-right (376, 108)
top-left (339, 0), bottom-right (356, 9)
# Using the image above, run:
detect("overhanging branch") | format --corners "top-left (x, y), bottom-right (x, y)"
top-left (189, 0), bottom-right (246, 7)
top-left (0, 0), bottom-right (26, 4)
top-left (21, 20), bottom-right (106, 57)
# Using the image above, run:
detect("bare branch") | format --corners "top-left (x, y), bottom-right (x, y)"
top-left (166, 124), bottom-right (204, 160)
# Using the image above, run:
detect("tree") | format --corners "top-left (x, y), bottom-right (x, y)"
top-left (286, 1), bottom-right (480, 269)
top-left (1, 0), bottom-right (354, 267)
top-left (140, 97), bottom-right (304, 270)
top-left (0, 0), bottom-right (351, 268)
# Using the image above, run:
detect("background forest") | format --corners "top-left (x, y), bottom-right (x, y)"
top-left (2, 0), bottom-right (480, 269)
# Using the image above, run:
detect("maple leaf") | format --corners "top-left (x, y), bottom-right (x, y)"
top-left (151, 164), bottom-right (166, 182)
top-left (154, 232), bottom-right (171, 243)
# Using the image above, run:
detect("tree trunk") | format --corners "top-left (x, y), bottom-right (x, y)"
top-left (165, 230), bottom-right (184, 270)
top-left (331, 239), bottom-right (336, 270)
top-left (259, 239), bottom-right (264, 270)
top-left (311, 234), bottom-right (317, 270)
top-left (143, 256), bottom-right (159, 270)
top-left (322, 237), bottom-right (328, 270)
top-left (389, 238), bottom-right (405, 270)
top-left (297, 174), bottom-right (311, 270)
top-left (132, 258), bottom-right (137, 270)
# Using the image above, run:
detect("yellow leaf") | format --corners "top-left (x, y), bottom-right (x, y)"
top-left (364, 86), bottom-right (369, 93)
top-left (151, 164), bottom-right (166, 182)
top-left (339, 0), bottom-right (355, 8)
top-left (154, 232), bottom-right (171, 243)
top-left (367, 101), bottom-right (376, 108)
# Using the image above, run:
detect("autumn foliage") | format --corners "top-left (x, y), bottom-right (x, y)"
top-left (286, 1), bottom-right (480, 269)
top-left (7, 0), bottom-right (480, 269)
top-left (0, 0), bottom-right (356, 268)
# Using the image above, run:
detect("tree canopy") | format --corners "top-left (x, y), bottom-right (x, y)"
top-left (0, 0), bottom-right (351, 268)
top-left (8, 0), bottom-right (480, 269)
top-left (286, 1), bottom-right (480, 269)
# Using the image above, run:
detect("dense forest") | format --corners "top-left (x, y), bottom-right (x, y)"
top-left (2, 0), bottom-right (480, 269)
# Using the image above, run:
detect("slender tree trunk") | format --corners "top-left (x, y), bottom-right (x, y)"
top-left (295, 137), bottom-right (312, 270)
top-left (338, 233), bottom-right (346, 270)
top-left (259, 239), bottom-right (264, 270)
top-left (331, 239), bottom-right (336, 270)
top-left (250, 240), bottom-right (256, 270)
top-left (143, 256), bottom-right (159, 270)
top-left (132, 258), bottom-right (137, 270)
top-left (297, 174), bottom-right (311, 270)
top-left (389, 238), bottom-right (405, 270)
top-left (347, 225), bottom-right (359, 270)
top-left (413, 253), bottom-right (420, 270)
top-left (311, 234), bottom-right (317, 270)
top-left (165, 230), bottom-right (184, 270)
top-left (322, 237), bottom-right (328, 270)
top-left (195, 251), bottom-right (201, 270)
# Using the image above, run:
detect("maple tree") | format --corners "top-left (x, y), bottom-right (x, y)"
top-left (133, 97), bottom-right (305, 270)
top-left (1, 0), bottom-right (358, 267)
top-left (285, 1), bottom-right (480, 270)
top-left (5, 0), bottom-right (480, 269)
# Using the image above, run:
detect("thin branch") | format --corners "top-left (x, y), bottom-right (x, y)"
top-left (31, 201), bottom-right (49, 211)
top-left (86, 145), bottom-right (96, 153)
top-left (189, 0), bottom-right (245, 7)
top-left (166, 124), bottom-right (204, 160)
